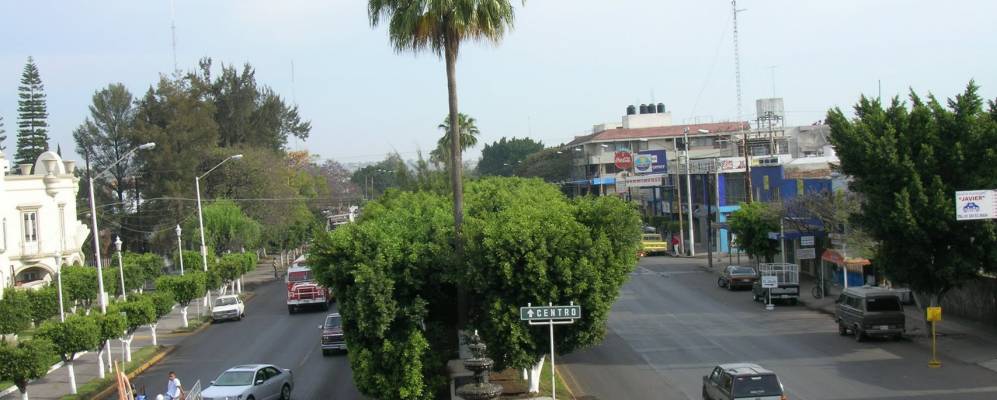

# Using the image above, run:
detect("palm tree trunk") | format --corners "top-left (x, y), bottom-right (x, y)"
top-left (445, 42), bottom-right (467, 327)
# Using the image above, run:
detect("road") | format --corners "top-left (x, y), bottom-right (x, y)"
top-left (560, 256), bottom-right (997, 400)
top-left (118, 279), bottom-right (364, 399)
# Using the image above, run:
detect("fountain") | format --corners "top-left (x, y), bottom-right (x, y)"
top-left (455, 330), bottom-right (503, 400)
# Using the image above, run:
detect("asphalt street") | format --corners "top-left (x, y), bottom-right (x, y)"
top-left (117, 279), bottom-right (363, 400)
top-left (560, 256), bottom-right (997, 400)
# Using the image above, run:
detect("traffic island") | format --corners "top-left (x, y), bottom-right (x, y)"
top-left (59, 345), bottom-right (172, 400)
top-left (488, 358), bottom-right (573, 399)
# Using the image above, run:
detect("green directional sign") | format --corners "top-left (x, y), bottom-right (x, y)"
top-left (520, 305), bottom-right (581, 321)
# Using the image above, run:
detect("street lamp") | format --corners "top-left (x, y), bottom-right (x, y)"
top-left (175, 225), bottom-right (184, 275)
top-left (683, 128), bottom-right (695, 256)
top-left (115, 236), bottom-right (126, 301)
top-left (88, 142), bottom-right (155, 314)
top-left (196, 154), bottom-right (243, 301)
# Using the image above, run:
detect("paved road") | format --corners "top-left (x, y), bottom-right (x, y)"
top-left (560, 256), bottom-right (997, 400)
top-left (118, 280), bottom-right (364, 399)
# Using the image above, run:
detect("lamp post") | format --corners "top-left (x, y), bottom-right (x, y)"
top-left (115, 236), bottom-right (126, 301)
top-left (196, 154), bottom-right (243, 303)
top-left (88, 142), bottom-right (155, 315)
top-left (175, 225), bottom-right (184, 276)
top-left (683, 128), bottom-right (695, 256)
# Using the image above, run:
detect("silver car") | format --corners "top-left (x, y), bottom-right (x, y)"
top-left (202, 364), bottom-right (293, 400)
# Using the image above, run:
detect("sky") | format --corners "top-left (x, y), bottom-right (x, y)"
top-left (1, 0), bottom-right (996, 165)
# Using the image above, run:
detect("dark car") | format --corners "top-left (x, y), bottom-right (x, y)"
top-left (702, 363), bottom-right (785, 400)
top-left (319, 313), bottom-right (347, 355)
top-left (718, 265), bottom-right (758, 291)
top-left (836, 286), bottom-right (905, 342)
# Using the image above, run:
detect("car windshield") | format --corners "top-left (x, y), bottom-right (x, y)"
top-left (325, 316), bottom-right (342, 329)
top-left (731, 267), bottom-right (756, 275)
top-left (866, 296), bottom-right (902, 312)
top-left (213, 370), bottom-right (255, 386)
top-left (288, 270), bottom-right (313, 282)
top-left (643, 234), bottom-right (662, 241)
top-left (215, 297), bottom-right (237, 307)
top-left (732, 375), bottom-right (782, 397)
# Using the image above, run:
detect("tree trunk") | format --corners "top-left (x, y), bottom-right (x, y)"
top-left (105, 341), bottom-right (113, 373)
top-left (97, 344), bottom-right (106, 379)
top-left (19, 387), bottom-right (27, 400)
top-left (181, 306), bottom-right (189, 328)
top-left (123, 335), bottom-right (133, 362)
top-left (527, 355), bottom-right (545, 393)
top-left (445, 40), bottom-right (467, 328)
top-left (150, 323), bottom-right (158, 346)
top-left (67, 360), bottom-right (78, 394)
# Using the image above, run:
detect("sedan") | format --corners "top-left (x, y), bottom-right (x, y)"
top-left (211, 295), bottom-right (245, 322)
top-left (202, 364), bottom-right (293, 400)
top-left (718, 265), bottom-right (758, 291)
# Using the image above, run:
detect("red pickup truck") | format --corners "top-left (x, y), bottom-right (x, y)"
top-left (286, 262), bottom-right (332, 314)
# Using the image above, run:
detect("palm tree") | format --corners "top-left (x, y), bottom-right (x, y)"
top-left (368, 0), bottom-right (520, 310)
top-left (431, 113), bottom-right (480, 168)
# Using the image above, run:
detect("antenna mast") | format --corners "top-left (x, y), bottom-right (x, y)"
top-left (171, 0), bottom-right (178, 74)
top-left (732, 0), bottom-right (744, 122)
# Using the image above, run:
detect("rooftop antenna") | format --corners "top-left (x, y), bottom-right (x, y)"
top-left (170, 0), bottom-right (178, 75)
top-left (732, 0), bottom-right (746, 122)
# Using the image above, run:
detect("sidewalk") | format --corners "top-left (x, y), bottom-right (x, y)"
top-left (696, 255), bottom-right (997, 373)
top-left (1, 256), bottom-right (284, 400)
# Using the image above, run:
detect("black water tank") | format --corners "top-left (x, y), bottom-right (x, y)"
top-left (656, 103), bottom-right (665, 113)
top-left (626, 105), bottom-right (636, 115)
top-left (639, 104), bottom-right (648, 114)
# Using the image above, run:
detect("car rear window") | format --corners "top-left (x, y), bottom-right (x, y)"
top-left (732, 267), bottom-right (756, 275)
top-left (866, 296), bottom-right (901, 312)
top-left (732, 375), bottom-right (782, 397)
top-left (643, 234), bottom-right (662, 241)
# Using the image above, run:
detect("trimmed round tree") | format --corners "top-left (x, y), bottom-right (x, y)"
top-left (94, 311), bottom-right (127, 379)
top-left (0, 290), bottom-right (32, 340)
top-left (155, 273), bottom-right (206, 327)
top-left (109, 296), bottom-right (155, 362)
top-left (36, 315), bottom-right (99, 395)
top-left (0, 338), bottom-right (55, 400)
top-left (61, 266), bottom-right (99, 311)
top-left (147, 291), bottom-right (175, 346)
top-left (25, 286), bottom-right (60, 327)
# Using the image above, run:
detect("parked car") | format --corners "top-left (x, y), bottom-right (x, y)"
top-left (640, 233), bottom-right (668, 256)
top-left (702, 363), bottom-right (785, 400)
top-left (835, 286), bottom-right (905, 342)
top-left (718, 265), bottom-right (758, 291)
top-left (319, 312), bottom-right (347, 355)
top-left (211, 295), bottom-right (245, 322)
top-left (202, 364), bottom-right (293, 400)
top-left (751, 263), bottom-right (800, 305)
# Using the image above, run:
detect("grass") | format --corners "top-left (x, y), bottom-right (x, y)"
top-left (491, 356), bottom-right (573, 399)
top-left (170, 315), bottom-right (212, 334)
top-left (537, 356), bottom-right (572, 398)
top-left (60, 345), bottom-right (165, 400)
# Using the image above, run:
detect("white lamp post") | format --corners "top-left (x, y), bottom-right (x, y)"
top-left (88, 142), bottom-right (155, 315)
top-left (196, 154), bottom-right (243, 302)
top-left (175, 225), bottom-right (184, 276)
top-left (115, 236), bottom-right (126, 301)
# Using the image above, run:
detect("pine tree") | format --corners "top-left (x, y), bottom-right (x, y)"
top-left (0, 115), bottom-right (6, 151)
top-left (15, 57), bottom-right (50, 166)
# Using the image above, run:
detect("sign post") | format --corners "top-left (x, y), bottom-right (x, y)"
top-left (927, 306), bottom-right (942, 368)
top-left (520, 302), bottom-right (581, 399)
top-left (761, 275), bottom-right (778, 311)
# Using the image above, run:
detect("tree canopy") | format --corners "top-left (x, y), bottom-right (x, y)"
top-left (37, 314), bottom-right (99, 363)
top-left (827, 82), bottom-right (997, 303)
top-left (15, 56), bottom-right (49, 165)
top-left (728, 201), bottom-right (780, 263)
top-left (0, 338), bottom-right (54, 397)
top-left (477, 137), bottom-right (544, 177)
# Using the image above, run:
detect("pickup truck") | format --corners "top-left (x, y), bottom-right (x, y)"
top-left (751, 263), bottom-right (800, 305)
top-left (286, 262), bottom-right (332, 314)
top-left (640, 233), bottom-right (668, 256)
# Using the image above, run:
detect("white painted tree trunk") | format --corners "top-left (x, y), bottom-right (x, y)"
top-left (527, 355), bottom-right (545, 393)
top-left (149, 324), bottom-right (158, 346)
top-left (105, 342), bottom-right (113, 373)
top-left (123, 335), bottom-right (133, 363)
top-left (97, 345), bottom-right (106, 379)
top-left (181, 306), bottom-right (189, 328)
top-left (20, 388), bottom-right (28, 400)
top-left (237, 277), bottom-right (242, 293)
top-left (67, 360), bottom-right (78, 394)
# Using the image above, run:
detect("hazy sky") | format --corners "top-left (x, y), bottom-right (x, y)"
top-left (1, 0), bottom-right (995, 164)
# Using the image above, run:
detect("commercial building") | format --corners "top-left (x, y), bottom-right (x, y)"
top-left (0, 150), bottom-right (89, 297)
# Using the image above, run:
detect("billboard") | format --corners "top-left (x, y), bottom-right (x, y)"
top-left (614, 152), bottom-right (633, 170)
top-left (955, 190), bottom-right (997, 221)
top-left (635, 150), bottom-right (667, 174)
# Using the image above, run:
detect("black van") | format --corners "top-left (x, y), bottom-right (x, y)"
top-left (835, 286), bottom-right (905, 342)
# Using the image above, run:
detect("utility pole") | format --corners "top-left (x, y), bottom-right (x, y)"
top-left (684, 128), bottom-right (695, 256)
top-left (732, 0), bottom-right (752, 203)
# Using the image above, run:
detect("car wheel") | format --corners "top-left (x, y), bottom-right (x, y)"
top-left (322, 349), bottom-right (330, 356)
top-left (281, 383), bottom-right (292, 400)
top-left (288, 305), bottom-right (295, 314)
top-left (838, 321), bottom-right (848, 336)
top-left (854, 326), bottom-right (865, 342)
top-left (702, 386), bottom-right (710, 400)
top-left (717, 277), bottom-right (726, 288)
top-left (246, 396), bottom-right (255, 400)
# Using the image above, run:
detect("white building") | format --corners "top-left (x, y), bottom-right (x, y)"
top-left (0, 150), bottom-right (89, 297)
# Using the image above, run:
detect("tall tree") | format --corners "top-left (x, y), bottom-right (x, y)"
top-left (430, 113), bottom-right (480, 168)
top-left (368, 2), bottom-right (521, 324)
top-left (477, 137), bottom-right (543, 176)
top-left (73, 83), bottom-right (138, 213)
top-left (0, 115), bottom-right (6, 151)
top-left (827, 82), bottom-right (997, 306)
top-left (15, 57), bottom-right (50, 165)
top-left (514, 146), bottom-right (573, 183)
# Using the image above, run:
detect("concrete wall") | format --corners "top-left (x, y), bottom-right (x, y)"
top-left (941, 276), bottom-right (997, 327)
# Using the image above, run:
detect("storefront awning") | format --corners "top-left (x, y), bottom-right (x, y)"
top-left (821, 249), bottom-right (871, 268)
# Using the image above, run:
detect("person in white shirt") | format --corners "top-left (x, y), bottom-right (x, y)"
top-left (165, 371), bottom-right (184, 400)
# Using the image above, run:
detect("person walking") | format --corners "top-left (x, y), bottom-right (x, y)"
top-left (164, 371), bottom-right (184, 400)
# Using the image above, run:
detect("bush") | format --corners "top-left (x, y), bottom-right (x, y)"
top-left (25, 287), bottom-right (60, 327)
top-left (0, 290), bottom-right (32, 337)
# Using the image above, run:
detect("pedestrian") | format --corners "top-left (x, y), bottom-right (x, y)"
top-left (164, 371), bottom-right (184, 400)
top-left (272, 259), bottom-right (280, 279)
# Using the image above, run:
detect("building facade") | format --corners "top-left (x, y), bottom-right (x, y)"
top-left (0, 150), bottom-right (89, 297)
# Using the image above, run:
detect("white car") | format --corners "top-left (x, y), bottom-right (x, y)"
top-left (202, 364), bottom-right (293, 400)
top-left (212, 295), bottom-right (245, 322)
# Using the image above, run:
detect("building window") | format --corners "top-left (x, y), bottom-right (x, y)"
top-left (690, 137), bottom-right (714, 148)
top-left (23, 212), bottom-right (38, 243)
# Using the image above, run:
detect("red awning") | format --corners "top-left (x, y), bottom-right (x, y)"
top-left (821, 249), bottom-right (871, 269)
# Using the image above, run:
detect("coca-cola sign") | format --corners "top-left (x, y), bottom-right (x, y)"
top-left (614, 151), bottom-right (633, 170)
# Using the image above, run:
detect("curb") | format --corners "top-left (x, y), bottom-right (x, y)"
top-left (90, 345), bottom-right (176, 400)
top-left (554, 365), bottom-right (578, 400)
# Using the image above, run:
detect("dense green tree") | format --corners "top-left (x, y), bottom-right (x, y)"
top-left (729, 201), bottom-right (781, 263)
top-left (827, 82), bottom-right (997, 306)
top-left (430, 113), bottom-right (480, 168)
top-left (109, 297), bottom-right (155, 362)
top-left (61, 266), bottom-right (99, 311)
top-left (155, 272), bottom-right (206, 327)
top-left (93, 311), bottom-right (127, 379)
top-left (145, 291), bottom-right (175, 346)
top-left (350, 153), bottom-right (415, 200)
top-left (25, 286), bottom-right (60, 327)
top-left (0, 290), bottom-right (32, 339)
top-left (0, 338), bottom-right (55, 400)
top-left (183, 199), bottom-right (261, 254)
top-left (37, 315), bottom-right (99, 395)
top-left (477, 137), bottom-right (544, 176)
top-left (15, 57), bottom-right (49, 165)
top-left (514, 146), bottom-right (573, 184)
top-left (72, 83), bottom-right (138, 214)
top-left (369, 1), bottom-right (522, 307)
